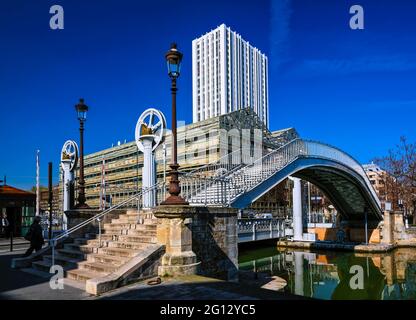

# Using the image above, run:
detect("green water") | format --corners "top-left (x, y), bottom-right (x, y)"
top-left (239, 246), bottom-right (416, 300)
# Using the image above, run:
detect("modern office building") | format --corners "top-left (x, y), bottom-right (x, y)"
top-left (192, 24), bottom-right (269, 127)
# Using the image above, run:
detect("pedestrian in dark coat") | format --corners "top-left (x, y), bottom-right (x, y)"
top-left (23, 216), bottom-right (44, 257)
top-left (1, 213), bottom-right (9, 238)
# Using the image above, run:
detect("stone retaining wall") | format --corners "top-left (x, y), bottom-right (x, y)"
top-left (191, 207), bottom-right (239, 282)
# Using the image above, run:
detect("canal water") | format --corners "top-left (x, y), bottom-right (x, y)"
top-left (239, 246), bottom-right (416, 300)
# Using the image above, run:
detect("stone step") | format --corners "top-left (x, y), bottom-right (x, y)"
top-left (64, 244), bottom-right (98, 254)
top-left (44, 254), bottom-right (83, 268)
top-left (132, 224), bottom-right (157, 231)
top-left (78, 261), bottom-right (119, 274)
top-left (103, 223), bottom-right (136, 230)
top-left (126, 209), bottom-right (140, 216)
top-left (98, 247), bottom-right (139, 258)
top-left (66, 268), bottom-right (107, 283)
top-left (74, 238), bottom-right (110, 247)
top-left (127, 229), bottom-right (156, 236)
top-left (87, 254), bottom-right (129, 266)
top-left (32, 260), bottom-right (54, 273)
top-left (73, 238), bottom-right (88, 245)
top-left (111, 217), bottom-right (139, 223)
top-left (126, 210), bottom-right (153, 218)
top-left (57, 248), bottom-right (88, 259)
top-left (118, 235), bottom-right (156, 243)
top-left (85, 233), bottom-right (118, 241)
top-left (103, 223), bottom-right (156, 232)
top-left (85, 233), bottom-right (99, 240)
top-left (107, 241), bottom-right (147, 250)
top-left (102, 229), bottom-right (124, 235)
top-left (32, 259), bottom-right (76, 273)
top-left (113, 217), bottom-right (156, 224)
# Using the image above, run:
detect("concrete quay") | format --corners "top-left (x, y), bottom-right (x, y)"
top-left (276, 240), bottom-right (416, 253)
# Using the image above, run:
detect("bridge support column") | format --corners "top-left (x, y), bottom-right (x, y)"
top-left (154, 205), bottom-right (199, 277)
top-left (142, 136), bottom-right (156, 209)
top-left (382, 210), bottom-right (393, 244)
top-left (292, 177), bottom-right (303, 241)
top-left (293, 251), bottom-right (304, 296)
top-left (154, 206), bottom-right (239, 281)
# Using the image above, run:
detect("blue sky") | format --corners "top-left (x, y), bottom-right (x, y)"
top-left (1, 0), bottom-right (415, 189)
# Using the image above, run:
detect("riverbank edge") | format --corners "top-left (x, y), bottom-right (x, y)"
top-left (276, 240), bottom-right (416, 253)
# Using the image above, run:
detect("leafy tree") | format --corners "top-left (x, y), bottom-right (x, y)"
top-left (374, 137), bottom-right (416, 223)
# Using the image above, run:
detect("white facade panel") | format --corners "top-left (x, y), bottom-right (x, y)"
top-left (192, 23), bottom-right (269, 127)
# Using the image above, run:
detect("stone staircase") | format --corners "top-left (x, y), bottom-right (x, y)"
top-left (30, 210), bottom-right (159, 287)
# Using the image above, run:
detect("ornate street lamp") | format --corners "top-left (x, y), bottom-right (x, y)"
top-left (161, 43), bottom-right (188, 205)
top-left (75, 98), bottom-right (89, 209)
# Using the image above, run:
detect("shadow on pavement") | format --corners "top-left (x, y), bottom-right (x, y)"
top-left (0, 252), bottom-right (48, 294)
top-left (98, 275), bottom-right (310, 300)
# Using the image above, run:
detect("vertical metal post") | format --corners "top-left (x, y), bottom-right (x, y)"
top-left (10, 231), bottom-right (13, 252)
top-left (77, 119), bottom-right (87, 207)
top-left (204, 177), bottom-right (207, 205)
top-left (136, 145), bottom-right (140, 210)
top-left (163, 142), bottom-right (166, 200)
top-left (162, 45), bottom-right (188, 206)
top-left (98, 217), bottom-right (102, 248)
top-left (224, 179), bottom-right (228, 205)
top-left (308, 182), bottom-right (311, 220)
top-left (364, 208), bottom-right (368, 245)
top-left (48, 162), bottom-right (53, 240)
top-left (36, 150), bottom-right (40, 216)
top-left (51, 240), bottom-right (55, 266)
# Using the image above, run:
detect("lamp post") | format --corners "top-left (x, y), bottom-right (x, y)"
top-left (75, 98), bottom-right (89, 209)
top-left (161, 43), bottom-right (188, 205)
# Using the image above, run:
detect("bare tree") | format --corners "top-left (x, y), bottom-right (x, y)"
top-left (374, 136), bottom-right (416, 223)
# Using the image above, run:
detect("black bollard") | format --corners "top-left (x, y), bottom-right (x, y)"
top-left (10, 231), bottom-right (13, 252)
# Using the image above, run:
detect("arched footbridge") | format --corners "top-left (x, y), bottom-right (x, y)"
top-left (181, 139), bottom-right (383, 222)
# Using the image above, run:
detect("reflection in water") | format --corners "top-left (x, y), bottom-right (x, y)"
top-left (239, 247), bottom-right (416, 300)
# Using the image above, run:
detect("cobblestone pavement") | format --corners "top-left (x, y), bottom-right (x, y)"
top-left (0, 252), bottom-right (305, 300)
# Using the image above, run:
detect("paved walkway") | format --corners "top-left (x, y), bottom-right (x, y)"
top-left (0, 237), bottom-right (30, 253)
top-left (0, 252), bottom-right (306, 300)
top-left (98, 275), bottom-right (304, 300)
top-left (0, 251), bottom-right (88, 300)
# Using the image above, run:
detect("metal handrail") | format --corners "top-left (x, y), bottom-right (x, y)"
top-left (51, 149), bottom-right (243, 245)
top-left (181, 140), bottom-right (301, 205)
top-left (49, 182), bottom-right (164, 266)
top-left (52, 183), bottom-right (163, 244)
top-left (184, 149), bottom-right (244, 178)
top-left (300, 140), bottom-right (380, 206)
top-left (184, 139), bottom-right (381, 210)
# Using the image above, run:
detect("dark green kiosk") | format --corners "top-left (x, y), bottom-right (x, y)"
top-left (0, 184), bottom-right (36, 237)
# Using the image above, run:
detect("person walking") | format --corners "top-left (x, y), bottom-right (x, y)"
top-left (1, 212), bottom-right (10, 239)
top-left (23, 216), bottom-right (44, 257)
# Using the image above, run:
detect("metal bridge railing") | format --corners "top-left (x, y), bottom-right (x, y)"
top-left (301, 140), bottom-right (380, 207)
top-left (237, 218), bottom-right (288, 242)
top-left (183, 139), bottom-right (381, 209)
top-left (184, 149), bottom-right (245, 178)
